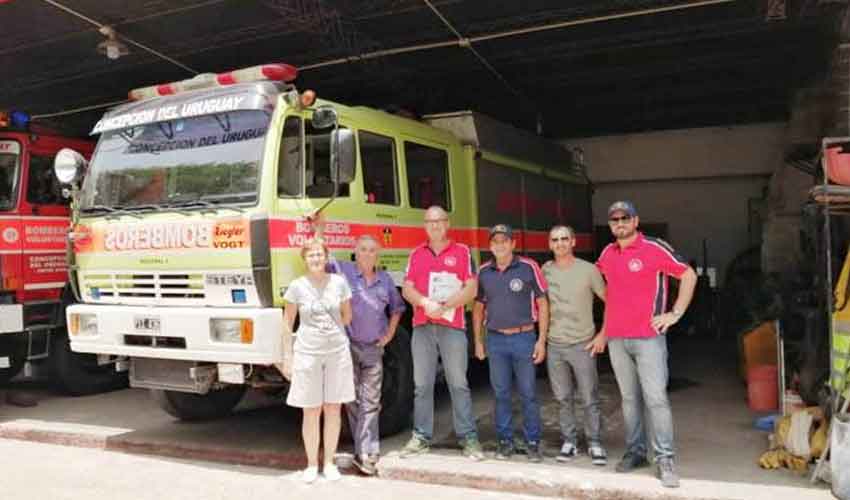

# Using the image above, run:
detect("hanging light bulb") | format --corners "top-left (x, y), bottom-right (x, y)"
top-left (97, 26), bottom-right (129, 60)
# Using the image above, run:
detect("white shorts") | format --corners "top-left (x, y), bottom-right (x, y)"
top-left (286, 348), bottom-right (355, 408)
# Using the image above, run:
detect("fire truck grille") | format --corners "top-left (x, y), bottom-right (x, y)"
top-left (81, 273), bottom-right (206, 304)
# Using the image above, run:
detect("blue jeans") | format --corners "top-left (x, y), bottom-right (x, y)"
top-left (486, 330), bottom-right (541, 444)
top-left (608, 335), bottom-right (674, 460)
top-left (411, 324), bottom-right (477, 442)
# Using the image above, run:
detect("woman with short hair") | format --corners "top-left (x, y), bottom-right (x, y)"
top-left (280, 237), bottom-right (354, 483)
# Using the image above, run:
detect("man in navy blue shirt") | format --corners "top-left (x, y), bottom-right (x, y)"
top-left (473, 224), bottom-right (549, 462)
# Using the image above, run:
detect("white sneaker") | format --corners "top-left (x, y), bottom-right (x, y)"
top-left (323, 464), bottom-right (341, 481)
top-left (302, 466), bottom-right (319, 484)
top-left (556, 442), bottom-right (577, 462)
top-left (589, 445), bottom-right (608, 466)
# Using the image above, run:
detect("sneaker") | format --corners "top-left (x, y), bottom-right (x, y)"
top-left (353, 454), bottom-right (377, 476)
top-left (495, 440), bottom-right (514, 460)
top-left (589, 445), bottom-right (608, 466)
top-left (526, 442), bottom-right (543, 463)
top-left (323, 464), bottom-right (342, 481)
top-left (657, 457), bottom-right (680, 488)
top-left (615, 452), bottom-right (649, 473)
top-left (556, 442), bottom-right (577, 463)
top-left (302, 466), bottom-right (319, 484)
top-left (399, 435), bottom-right (430, 458)
top-left (462, 437), bottom-right (485, 461)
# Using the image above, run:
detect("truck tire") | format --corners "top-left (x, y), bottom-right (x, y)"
top-left (379, 326), bottom-right (413, 437)
top-left (151, 386), bottom-right (246, 421)
top-left (0, 333), bottom-right (27, 385)
top-left (48, 330), bottom-right (128, 396)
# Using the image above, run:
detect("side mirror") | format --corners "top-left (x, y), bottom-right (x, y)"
top-left (331, 128), bottom-right (355, 184)
top-left (54, 148), bottom-right (87, 185)
top-left (311, 106), bottom-right (338, 129)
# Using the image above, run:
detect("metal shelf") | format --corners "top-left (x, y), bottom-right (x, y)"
top-left (811, 137), bottom-right (850, 414)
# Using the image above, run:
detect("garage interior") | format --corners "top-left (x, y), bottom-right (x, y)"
top-left (2, 0), bottom-right (850, 495)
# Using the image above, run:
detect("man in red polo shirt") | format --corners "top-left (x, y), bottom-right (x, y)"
top-left (399, 205), bottom-right (484, 461)
top-left (596, 201), bottom-right (696, 489)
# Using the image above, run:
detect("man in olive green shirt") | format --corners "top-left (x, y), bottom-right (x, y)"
top-left (543, 225), bottom-right (607, 465)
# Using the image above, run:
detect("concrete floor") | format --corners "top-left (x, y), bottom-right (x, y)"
top-left (0, 439), bottom-right (547, 500)
top-left (0, 335), bottom-right (831, 497)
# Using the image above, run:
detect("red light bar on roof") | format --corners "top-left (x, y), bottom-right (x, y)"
top-left (128, 63), bottom-right (298, 101)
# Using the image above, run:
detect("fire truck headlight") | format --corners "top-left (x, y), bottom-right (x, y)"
top-left (70, 314), bottom-right (98, 336)
top-left (210, 318), bottom-right (253, 344)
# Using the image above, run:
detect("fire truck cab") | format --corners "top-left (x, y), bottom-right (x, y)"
top-left (54, 64), bottom-right (591, 431)
top-left (0, 111), bottom-right (127, 394)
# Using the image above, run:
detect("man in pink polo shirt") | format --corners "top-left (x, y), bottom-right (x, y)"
top-left (596, 201), bottom-right (696, 489)
top-left (399, 205), bottom-right (484, 461)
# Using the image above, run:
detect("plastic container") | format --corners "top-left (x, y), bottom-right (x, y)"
top-left (754, 413), bottom-right (780, 432)
top-left (739, 322), bottom-right (777, 381)
top-left (783, 390), bottom-right (806, 415)
top-left (826, 146), bottom-right (850, 186)
top-left (747, 364), bottom-right (778, 412)
top-left (831, 414), bottom-right (850, 500)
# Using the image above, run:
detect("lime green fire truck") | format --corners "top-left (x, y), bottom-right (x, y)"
top-left (54, 63), bottom-right (591, 433)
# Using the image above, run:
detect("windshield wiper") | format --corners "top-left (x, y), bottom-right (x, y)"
top-left (167, 199), bottom-right (216, 209)
top-left (186, 194), bottom-right (253, 212)
top-left (124, 204), bottom-right (162, 211)
top-left (163, 199), bottom-right (219, 213)
top-left (80, 204), bottom-right (143, 219)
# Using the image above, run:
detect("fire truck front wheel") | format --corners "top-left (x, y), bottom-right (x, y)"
top-left (0, 334), bottom-right (27, 385)
top-left (151, 386), bottom-right (247, 421)
top-left (49, 331), bottom-right (129, 396)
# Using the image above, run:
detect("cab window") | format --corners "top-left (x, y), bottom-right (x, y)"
top-left (277, 116), bottom-right (350, 198)
top-left (405, 142), bottom-right (450, 210)
top-left (305, 120), bottom-right (349, 198)
top-left (359, 131), bottom-right (398, 205)
top-left (27, 153), bottom-right (64, 205)
top-left (278, 116), bottom-right (302, 197)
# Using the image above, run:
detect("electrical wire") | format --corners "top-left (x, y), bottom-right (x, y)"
top-left (304, 0), bottom-right (736, 70)
top-left (2, 0), bottom-right (230, 57)
top-left (422, 0), bottom-right (526, 101)
top-left (41, 0), bottom-right (198, 74)
top-left (31, 99), bottom-right (129, 120)
top-left (31, 0), bottom-right (736, 119)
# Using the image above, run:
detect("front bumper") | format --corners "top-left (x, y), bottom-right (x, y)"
top-left (66, 304), bottom-right (283, 364)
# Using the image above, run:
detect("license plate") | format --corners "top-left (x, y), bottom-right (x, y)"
top-left (134, 316), bottom-right (161, 333)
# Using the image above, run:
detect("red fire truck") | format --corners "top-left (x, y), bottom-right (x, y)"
top-left (0, 110), bottom-right (126, 394)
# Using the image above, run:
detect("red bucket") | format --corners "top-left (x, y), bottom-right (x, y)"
top-left (747, 364), bottom-right (778, 411)
top-left (826, 146), bottom-right (850, 186)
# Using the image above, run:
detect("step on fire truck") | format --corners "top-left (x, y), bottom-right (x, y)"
top-left (0, 110), bottom-right (127, 394)
top-left (54, 63), bottom-right (592, 433)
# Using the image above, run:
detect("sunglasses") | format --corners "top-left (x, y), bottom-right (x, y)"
top-left (550, 236), bottom-right (571, 242)
top-left (609, 215), bottom-right (633, 223)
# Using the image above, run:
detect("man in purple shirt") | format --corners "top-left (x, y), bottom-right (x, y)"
top-left (332, 234), bottom-right (405, 475)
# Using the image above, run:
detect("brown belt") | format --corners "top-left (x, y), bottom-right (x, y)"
top-left (494, 324), bottom-right (535, 335)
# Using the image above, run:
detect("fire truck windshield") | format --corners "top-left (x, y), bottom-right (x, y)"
top-left (80, 110), bottom-right (270, 211)
top-left (0, 147), bottom-right (20, 211)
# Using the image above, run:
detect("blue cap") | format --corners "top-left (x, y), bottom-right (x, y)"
top-left (489, 224), bottom-right (513, 240)
top-left (608, 201), bottom-right (637, 217)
